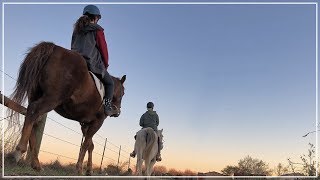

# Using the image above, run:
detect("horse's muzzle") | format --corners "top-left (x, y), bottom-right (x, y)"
top-left (111, 113), bottom-right (120, 117)
top-left (111, 108), bottom-right (121, 117)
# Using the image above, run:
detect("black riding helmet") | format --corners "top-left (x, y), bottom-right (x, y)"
top-left (147, 102), bottom-right (154, 109)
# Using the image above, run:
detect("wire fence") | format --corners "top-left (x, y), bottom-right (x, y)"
top-left (1, 70), bottom-right (136, 173)
top-left (2, 116), bottom-right (134, 168)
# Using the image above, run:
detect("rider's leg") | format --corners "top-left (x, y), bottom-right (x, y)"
top-left (156, 137), bottom-right (162, 161)
top-left (130, 135), bottom-right (137, 158)
top-left (101, 70), bottom-right (115, 116)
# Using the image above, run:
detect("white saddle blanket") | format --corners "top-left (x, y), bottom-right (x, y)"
top-left (89, 72), bottom-right (105, 100)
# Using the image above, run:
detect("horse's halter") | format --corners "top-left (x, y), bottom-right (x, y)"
top-left (110, 80), bottom-right (124, 117)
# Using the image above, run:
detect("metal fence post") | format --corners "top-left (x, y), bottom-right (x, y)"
top-left (99, 138), bottom-right (108, 173)
top-left (128, 157), bottom-right (131, 170)
top-left (117, 145), bottom-right (121, 168)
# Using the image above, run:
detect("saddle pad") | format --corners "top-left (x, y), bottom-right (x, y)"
top-left (89, 72), bottom-right (105, 101)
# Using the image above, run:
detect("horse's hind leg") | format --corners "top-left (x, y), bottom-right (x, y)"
top-left (15, 96), bottom-right (59, 162)
top-left (145, 159), bottom-right (156, 176)
top-left (145, 160), bottom-right (151, 176)
top-left (135, 155), bottom-right (143, 176)
top-left (76, 137), bottom-right (92, 175)
top-left (149, 159), bottom-right (156, 176)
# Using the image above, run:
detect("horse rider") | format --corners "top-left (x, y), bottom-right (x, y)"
top-left (71, 5), bottom-right (116, 116)
top-left (130, 102), bottom-right (163, 161)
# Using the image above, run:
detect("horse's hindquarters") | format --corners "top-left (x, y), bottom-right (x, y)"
top-left (134, 128), bottom-right (159, 176)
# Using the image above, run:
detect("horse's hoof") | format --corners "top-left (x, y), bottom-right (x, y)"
top-left (13, 151), bottom-right (22, 163)
top-left (5, 152), bottom-right (19, 164)
top-left (77, 168), bottom-right (83, 175)
top-left (86, 170), bottom-right (93, 176)
top-left (31, 161), bottom-right (43, 171)
top-left (76, 163), bottom-right (83, 175)
top-left (32, 165), bottom-right (43, 172)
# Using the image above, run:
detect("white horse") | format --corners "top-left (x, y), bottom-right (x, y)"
top-left (134, 127), bottom-right (163, 176)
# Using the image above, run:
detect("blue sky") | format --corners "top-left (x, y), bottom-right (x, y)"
top-left (1, 1), bottom-right (317, 172)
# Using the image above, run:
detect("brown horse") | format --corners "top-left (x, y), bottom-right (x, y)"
top-left (9, 42), bottom-right (126, 175)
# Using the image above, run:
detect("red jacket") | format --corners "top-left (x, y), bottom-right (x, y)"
top-left (96, 29), bottom-right (109, 68)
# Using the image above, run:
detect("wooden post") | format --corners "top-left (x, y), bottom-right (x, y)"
top-left (26, 113), bottom-right (47, 161)
top-left (0, 91), bottom-right (27, 115)
top-left (99, 138), bottom-right (107, 173)
top-left (0, 92), bottom-right (47, 162)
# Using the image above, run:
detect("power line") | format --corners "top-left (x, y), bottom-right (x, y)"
top-left (47, 116), bottom-right (82, 136)
top-left (106, 147), bottom-right (119, 154)
top-left (0, 69), bottom-right (17, 81)
top-left (43, 132), bottom-right (80, 148)
top-left (121, 154), bottom-right (129, 159)
top-left (122, 149), bottom-right (131, 154)
top-left (40, 149), bottom-right (77, 161)
top-left (107, 141), bottom-right (121, 149)
top-left (3, 118), bottom-right (131, 157)
top-left (46, 117), bottom-right (115, 150)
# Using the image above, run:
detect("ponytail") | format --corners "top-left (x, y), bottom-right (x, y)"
top-left (73, 15), bottom-right (91, 33)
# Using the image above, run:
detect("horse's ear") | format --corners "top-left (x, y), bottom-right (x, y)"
top-left (121, 75), bottom-right (126, 84)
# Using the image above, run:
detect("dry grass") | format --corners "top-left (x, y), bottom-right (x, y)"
top-left (2, 155), bottom-right (134, 177)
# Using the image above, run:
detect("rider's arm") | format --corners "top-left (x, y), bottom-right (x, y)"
top-left (96, 29), bottom-right (109, 68)
top-left (139, 114), bottom-right (144, 128)
top-left (156, 114), bottom-right (159, 127)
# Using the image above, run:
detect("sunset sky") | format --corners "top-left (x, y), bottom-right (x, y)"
top-left (1, 1), bottom-right (317, 174)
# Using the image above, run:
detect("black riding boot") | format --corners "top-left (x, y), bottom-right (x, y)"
top-left (102, 70), bottom-right (115, 116)
top-left (104, 98), bottom-right (115, 116)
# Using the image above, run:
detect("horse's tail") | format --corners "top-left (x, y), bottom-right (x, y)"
top-left (143, 128), bottom-right (157, 160)
top-left (8, 42), bottom-right (56, 126)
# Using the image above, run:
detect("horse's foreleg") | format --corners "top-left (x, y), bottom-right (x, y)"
top-left (85, 141), bottom-right (94, 176)
top-left (76, 138), bottom-right (89, 175)
top-left (76, 120), bottom-right (103, 176)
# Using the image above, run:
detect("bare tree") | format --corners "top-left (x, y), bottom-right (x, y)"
top-left (274, 163), bottom-right (289, 176)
